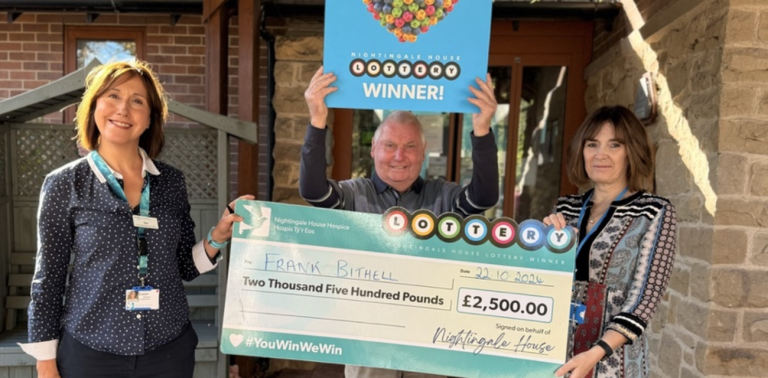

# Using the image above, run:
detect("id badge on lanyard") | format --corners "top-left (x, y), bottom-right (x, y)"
top-left (90, 151), bottom-right (161, 311)
top-left (125, 287), bottom-right (160, 310)
top-left (569, 187), bottom-right (627, 325)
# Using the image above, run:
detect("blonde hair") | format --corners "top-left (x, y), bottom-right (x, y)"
top-left (76, 60), bottom-right (168, 158)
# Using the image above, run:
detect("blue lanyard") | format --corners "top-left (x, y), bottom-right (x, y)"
top-left (576, 187), bottom-right (628, 256)
top-left (90, 151), bottom-right (151, 284)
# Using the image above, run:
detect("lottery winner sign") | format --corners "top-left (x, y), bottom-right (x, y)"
top-left (323, 0), bottom-right (493, 113)
top-left (221, 202), bottom-right (576, 378)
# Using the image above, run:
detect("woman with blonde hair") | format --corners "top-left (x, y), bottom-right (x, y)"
top-left (21, 60), bottom-right (252, 378)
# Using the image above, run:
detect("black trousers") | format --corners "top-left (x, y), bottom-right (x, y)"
top-left (57, 322), bottom-right (198, 378)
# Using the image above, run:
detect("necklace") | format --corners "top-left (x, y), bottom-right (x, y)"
top-left (577, 187), bottom-right (629, 256)
top-left (588, 206), bottom-right (609, 224)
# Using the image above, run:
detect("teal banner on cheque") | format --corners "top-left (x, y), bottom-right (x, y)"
top-left (221, 201), bottom-right (577, 378)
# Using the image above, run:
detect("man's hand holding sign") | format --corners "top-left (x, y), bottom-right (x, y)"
top-left (322, 0), bottom-right (494, 113)
top-left (304, 67), bottom-right (497, 137)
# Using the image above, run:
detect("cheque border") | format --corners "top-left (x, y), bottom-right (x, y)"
top-left (221, 328), bottom-right (564, 377)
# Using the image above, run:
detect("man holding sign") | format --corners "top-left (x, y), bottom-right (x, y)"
top-left (300, 67), bottom-right (500, 378)
top-left (301, 67), bottom-right (499, 217)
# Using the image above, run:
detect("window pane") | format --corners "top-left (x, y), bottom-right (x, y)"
top-left (513, 66), bottom-right (568, 223)
top-left (76, 40), bottom-right (136, 68)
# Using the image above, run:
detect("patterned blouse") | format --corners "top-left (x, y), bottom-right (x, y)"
top-left (22, 149), bottom-right (216, 359)
top-left (555, 189), bottom-right (677, 378)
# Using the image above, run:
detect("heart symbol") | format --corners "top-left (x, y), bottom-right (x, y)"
top-left (229, 334), bottom-right (244, 348)
top-left (364, 0), bottom-right (458, 43)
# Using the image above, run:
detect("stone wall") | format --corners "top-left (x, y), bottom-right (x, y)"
top-left (594, 0), bottom-right (676, 58)
top-left (704, 0), bottom-right (768, 375)
top-left (584, 0), bottom-right (768, 376)
top-left (267, 22), bottom-right (325, 372)
top-left (272, 20), bottom-right (326, 206)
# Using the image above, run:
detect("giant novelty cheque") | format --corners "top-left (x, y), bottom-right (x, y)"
top-left (221, 201), bottom-right (577, 378)
top-left (323, 0), bottom-right (493, 113)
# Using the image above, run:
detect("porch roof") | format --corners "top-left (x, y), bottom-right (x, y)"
top-left (0, 0), bottom-right (621, 21)
top-left (0, 59), bottom-right (257, 143)
top-left (264, 0), bottom-right (621, 20)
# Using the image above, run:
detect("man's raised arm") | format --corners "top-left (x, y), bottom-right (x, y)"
top-left (299, 66), bottom-right (343, 208)
top-left (453, 74), bottom-right (500, 214)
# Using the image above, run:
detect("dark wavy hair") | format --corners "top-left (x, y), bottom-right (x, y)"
top-left (566, 105), bottom-right (654, 192)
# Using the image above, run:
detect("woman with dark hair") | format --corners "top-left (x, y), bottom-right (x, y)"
top-left (545, 105), bottom-right (677, 378)
top-left (21, 60), bottom-right (252, 378)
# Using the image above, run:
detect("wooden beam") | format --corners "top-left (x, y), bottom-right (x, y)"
top-left (187, 295), bottom-right (219, 308)
top-left (237, 0), bottom-right (262, 198)
top-left (5, 296), bottom-right (29, 310)
top-left (203, 0), bottom-right (229, 23)
top-left (0, 59), bottom-right (100, 124)
top-left (7, 273), bottom-right (218, 288)
top-left (7, 12), bottom-right (21, 24)
top-left (204, 6), bottom-right (229, 377)
top-left (168, 100), bottom-right (257, 143)
top-left (0, 352), bottom-right (35, 367)
top-left (9, 253), bottom-right (34, 266)
top-left (331, 109), bottom-right (353, 181)
top-left (205, 0), bottom-right (228, 116)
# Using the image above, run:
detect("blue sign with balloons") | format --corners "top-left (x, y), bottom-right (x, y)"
top-left (323, 0), bottom-right (493, 113)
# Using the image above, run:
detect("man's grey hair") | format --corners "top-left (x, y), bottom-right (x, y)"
top-left (371, 111), bottom-right (426, 146)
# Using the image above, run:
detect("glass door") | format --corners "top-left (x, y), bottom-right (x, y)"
top-left (457, 55), bottom-right (573, 222)
top-left (512, 65), bottom-right (568, 222)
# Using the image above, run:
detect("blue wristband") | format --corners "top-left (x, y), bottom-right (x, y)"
top-left (207, 227), bottom-right (229, 249)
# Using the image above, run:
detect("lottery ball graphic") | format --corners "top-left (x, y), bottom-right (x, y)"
top-left (364, 0), bottom-right (458, 43)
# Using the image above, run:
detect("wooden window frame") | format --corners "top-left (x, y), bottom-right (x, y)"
top-left (491, 22), bottom-right (592, 201)
top-left (63, 26), bottom-right (146, 122)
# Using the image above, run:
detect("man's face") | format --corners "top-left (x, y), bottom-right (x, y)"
top-left (370, 121), bottom-right (426, 193)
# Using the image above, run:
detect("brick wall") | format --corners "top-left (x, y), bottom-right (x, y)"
top-left (0, 11), bottom-right (275, 201)
top-left (0, 12), bottom-right (207, 126)
top-left (0, 13), bottom-right (63, 123)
